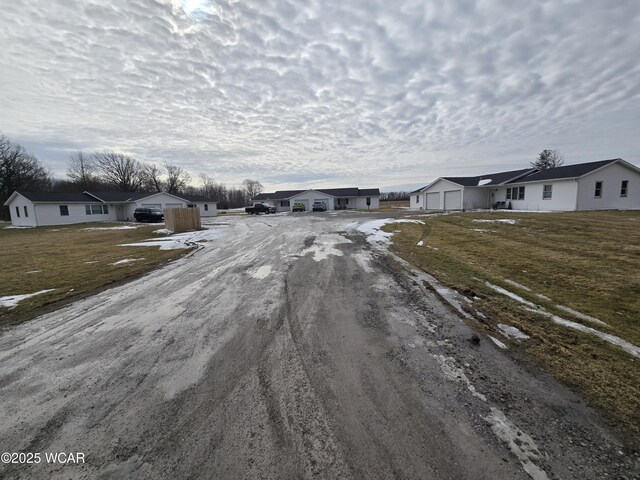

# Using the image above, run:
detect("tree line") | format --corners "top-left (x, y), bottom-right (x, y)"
top-left (0, 134), bottom-right (264, 219)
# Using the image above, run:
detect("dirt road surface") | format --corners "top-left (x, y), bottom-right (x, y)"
top-left (0, 212), bottom-right (637, 479)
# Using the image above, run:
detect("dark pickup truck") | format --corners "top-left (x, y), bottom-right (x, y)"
top-left (245, 203), bottom-right (276, 215)
top-left (133, 207), bottom-right (164, 223)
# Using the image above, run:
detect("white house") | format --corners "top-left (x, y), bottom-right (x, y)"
top-left (253, 188), bottom-right (380, 212)
top-left (4, 191), bottom-right (217, 227)
top-left (411, 159), bottom-right (640, 212)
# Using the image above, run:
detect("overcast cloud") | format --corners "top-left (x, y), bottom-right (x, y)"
top-left (1, 0), bottom-right (639, 191)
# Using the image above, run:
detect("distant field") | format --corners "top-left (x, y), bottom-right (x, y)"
top-left (386, 210), bottom-right (640, 431)
top-left (0, 223), bottom-right (188, 326)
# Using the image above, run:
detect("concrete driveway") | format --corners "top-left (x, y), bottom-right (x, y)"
top-left (0, 212), bottom-right (635, 479)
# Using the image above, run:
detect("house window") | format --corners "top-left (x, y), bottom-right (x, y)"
top-left (204, 204), bottom-right (209, 211)
top-left (281, 200), bottom-right (290, 207)
top-left (621, 180), bottom-right (628, 197)
top-left (60, 205), bottom-right (69, 216)
top-left (506, 188), bottom-right (512, 200)
top-left (543, 185), bottom-right (552, 199)
top-left (86, 204), bottom-right (108, 215)
top-left (415, 195), bottom-right (419, 203)
top-left (24, 206), bottom-right (28, 217)
top-left (15, 206), bottom-right (20, 217)
top-left (517, 186), bottom-right (525, 200)
top-left (595, 181), bottom-right (602, 198)
top-left (187, 204), bottom-right (196, 208)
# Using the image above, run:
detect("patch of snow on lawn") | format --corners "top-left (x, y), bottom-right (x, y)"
top-left (471, 228), bottom-right (492, 233)
top-left (26, 270), bottom-right (41, 274)
top-left (484, 407), bottom-right (549, 480)
top-left (555, 305), bottom-right (607, 326)
top-left (535, 293), bottom-right (551, 301)
top-left (357, 218), bottom-right (425, 245)
top-left (0, 289), bottom-right (56, 309)
top-left (120, 226), bottom-right (228, 250)
top-left (111, 258), bottom-right (145, 265)
top-left (504, 279), bottom-right (531, 291)
top-left (4, 225), bottom-right (34, 229)
top-left (485, 282), bottom-right (538, 308)
top-left (154, 228), bottom-right (173, 234)
top-left (416, 240), bottom-right (424, 246)
top-left (84, 261), bottom-right (98, 264)
top-left (489, 336), bottom-right (508, 349)
top-left (497, 323), bottom-right (530, 340)
top-left (83, 226), bottom-right (138, 230)
top-left (473, 219), bottom-right (516, 224)
top-left (522, 307), bottom-right (638, 357)
top-left (300, 234), bottom-right (352, 261)
top-left (250, 265), bottom-right (272, 279)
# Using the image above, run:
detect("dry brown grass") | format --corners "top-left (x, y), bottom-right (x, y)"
top-left (0, 222), bottom-right (188, 326)
top-left (386, 210), bottom-right (640, 431)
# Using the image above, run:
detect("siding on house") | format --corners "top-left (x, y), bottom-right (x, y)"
top-left (496, 179), bottom-right (579, 211)
top-left (576, 162), bottom-right (640, 210)
top-left (462, 187), bottom-right (490, 210)
top-left (7, 195), bottom-right (37, 227)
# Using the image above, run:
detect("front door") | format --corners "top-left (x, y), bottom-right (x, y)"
top-left (116, 205), bottom-right (124, 221)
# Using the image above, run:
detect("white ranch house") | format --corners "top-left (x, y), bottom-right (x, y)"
top-left (411, 159), bottom-right (640, 212)
top-left (5, 191), bottom-right (217, 227)
top-left (253, 187), bottom-right (380, 212)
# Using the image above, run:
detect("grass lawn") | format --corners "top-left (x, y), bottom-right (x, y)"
top-left (369, 200), bottom-right (410, 212)
top-left (0, 222), bottom-right (189, 326)
top-left (385, 210), bottom-right (640, 431)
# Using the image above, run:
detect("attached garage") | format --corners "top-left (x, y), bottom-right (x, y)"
top-left (141, 203), bottom-right (161, 209)
top-left (165, 203), bottom-right (183, 208)
top-left (444, 190), bottom-right (462, 210)
top-left (293, 199), bottom-right (309, 211)
top-left (426, 192), bottom-right (439, 210)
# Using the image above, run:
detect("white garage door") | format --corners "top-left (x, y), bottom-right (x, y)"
top-left (426, 192), bottom-right (439, 210)
top-left (165, 203), bottom-right (183, 208)
top-left (443, 190), bottom-right (462, 210)
top-left (292, 199), bottom-right (309, 211)
top-left (141, 203), bottom-right (161, 209)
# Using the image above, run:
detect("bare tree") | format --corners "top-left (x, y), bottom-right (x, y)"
top-left (242, 179), bottom-right (263, 201)
top-left (164, 162), bottom-right (191, 194)
top-left (531, 149), bottom-right (565, 170)
top-left (142, 164), bottom-right (165, 192)
top-left (66, 151), bottom-right (95, 190)
top-left (92, 150), bottom-right (145, 191)
top-left (0, 134), bottom-right (51, 219)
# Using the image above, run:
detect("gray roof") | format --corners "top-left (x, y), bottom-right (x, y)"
top-left (16, 192), bottom-right (99, 202)
top-left (507, 159), bottom-right (620, 183)
top-left (253, 187), bottom-right (380, 201)
top-left (442, 168), bottom-right (536, 187)
top-left (87, 191), bottom-right (151, 202)
top-left (181, 194), bottom-right (216, 203)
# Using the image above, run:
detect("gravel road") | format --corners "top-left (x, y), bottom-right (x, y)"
top-left (0, 212), bottom-right (637, 479)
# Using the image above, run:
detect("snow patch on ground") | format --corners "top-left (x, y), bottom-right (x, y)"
top-left (351, 251), bottom-right (374, 273)
top-left (555, 305), bottom-right (607, 326)
top-left (111, 258), bottom-right (145, 265)
top-left (485, 282), bottom-right (538, 308)
top-left (84, 261), bottom-right (98, 264)
top-left (0, 289), bottom-right (56, 308)
top-left (300, 234), bottom-right (352, 261)
top-left (484, 407), bottom-right (549, 480)
top-left (83, 226), bottom-right (138, 231)
top-left (357, 218), bottom-right (424, 245)
top-left (154, 228), bottom-right (173, 234)
top-left (4, 225), bottom-right (34, 229)
top-left (489, 336), bottom-right (508, 349)
top-left (250, 265), bottom-right (272, 279)
top-left (498, 324), bottom-right (530, 340)
top-left (120, 226), bottom-right (228, 250)
top-left (504, 279), bottom-right (531, 291)
top-left (26, 270), bottom-right (42, 274)
top-left (473, 219), bottom-right (516, 224)
top-left (535, 293), bottom-right (551, 301)
top-left (416, 240), bottom-right (424, 246)
top-left (432, 354), bottom-right (486, 401)
top-left (471, 228), bottom-right (493, 233)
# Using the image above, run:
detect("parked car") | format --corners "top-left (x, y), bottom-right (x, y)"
top-left (292, 203), bottom-right (306, 212)
top-left (245, 203), bottom-right (276, 215)
top-left (134, 207), bottom-right (164, 223)
top-left (312, 201), bottom-right (327, 212)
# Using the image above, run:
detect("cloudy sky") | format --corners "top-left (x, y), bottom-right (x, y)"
top-left (1, 0), bottom-right (639, 192)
